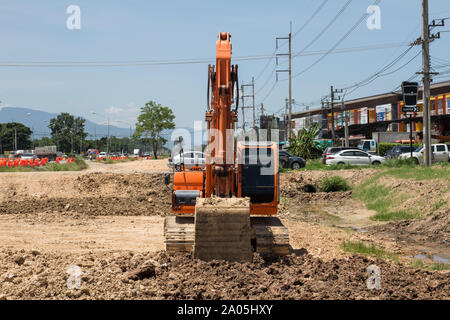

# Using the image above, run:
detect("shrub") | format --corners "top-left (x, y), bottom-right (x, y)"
top-left (381, 157), bottom-right (416, 168)
top-left (378, 143), bottom-right (399, 156)
top-left (319, 176), bottom-right (350, 192)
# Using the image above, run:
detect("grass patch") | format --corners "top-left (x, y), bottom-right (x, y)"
top-left (433, 199), bottom-right (446, 211)
top-left (379, 166), bottom-right (450, 180)
top-left (380, 157), bottom-right (417, 168)
top-left (412, 259), bottom-right (450, 271)
top-left (0, 158), bottom-right (88, 172)
top-left (341, 240), bottom-right (398, 261)
top-left (370, 210), bottom-right (418, 221)
top-left (319, 176), bottom-right (350, 192)
top-left (352, 169), bottom-right (444, 221)
top-left (0, 166), bottom-right (34, 172)
top-left (300, 159), bottom-right (360, 171)
top-left (279, 166), bottom-right (292, 173)
top-left (40, 158), bottom-right (88, 171)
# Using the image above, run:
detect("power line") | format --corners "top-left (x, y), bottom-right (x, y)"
top-left (293, 0), bottom-right (382, 79)
top-left (343, 47), bottom-right (420, 96)
top-left (0, 41), bottom-right (408, 69)
top-left (255, 0), bottom-right (329, 83)
top-left (293, 0), bottom-right (353, 59)
top-left (292, 0), bottom-right (329, 39)
top-left (345, 50), bottom-right (420, 97)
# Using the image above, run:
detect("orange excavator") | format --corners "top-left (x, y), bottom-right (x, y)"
top-left (164, 32), bottom-right (289, 261)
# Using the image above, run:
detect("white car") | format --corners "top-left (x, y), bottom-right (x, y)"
top-left (96, 152), bottom-right (108, 160)
top-left (399, 144), bottom-right (450, 164)
top-left (325, 149), bottom-right (385, 166)
top-left (20, 153), bottom-right (38, 161)
top-left (168, 151), bottom-right (206, 170)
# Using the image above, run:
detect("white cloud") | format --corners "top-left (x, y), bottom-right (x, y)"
top-left (105, 106), bottom-right (124, 115)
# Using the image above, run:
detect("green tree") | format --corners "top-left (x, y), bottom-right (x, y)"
top-left (48, 113), bottom-right (87, 154)
top-left (287, 123), bottom-right (324, 159)
top-left (134, 101), bottom-right (175, 159)
top-left (0, 122), bottom-right (32, 152)
top-left (33, 136), bottom-right (55, 148)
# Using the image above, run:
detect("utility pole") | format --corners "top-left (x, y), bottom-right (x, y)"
top-left (412, 1), bottom-right (445, 165)
top-left (14, 128), bottom-right (17, 151)
top-left (252, 77), bottom-right (256, 128)
top-left (241, 78), bottom-right (256, 130)
top-left (240, 85), bottom-right (246, 132)
top-left (260, 103), bottom-right (264, 117)
top-left (276, 22), bottom-right (292, 139)
top-left (330, 86), bottom-right (336, 145)
top-left (422, 0), bottom-right (432, 166)
top-left (330, 86), bottom-right (343, 146)
top-left (342, 101), bottom-right (349, 147)
top-left (288, 25), bottom-right (292, 139)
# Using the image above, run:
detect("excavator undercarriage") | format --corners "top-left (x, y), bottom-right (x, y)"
top-left (164, 199), bottom-right (290, 261)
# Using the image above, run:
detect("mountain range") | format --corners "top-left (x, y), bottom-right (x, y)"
top-left (0, 106), bottom-right (198, 149)
top-left (0, 106), bottom-right (134, 139)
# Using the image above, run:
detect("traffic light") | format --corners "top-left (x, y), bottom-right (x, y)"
top-left (401, 81), bottom-right (419, 106)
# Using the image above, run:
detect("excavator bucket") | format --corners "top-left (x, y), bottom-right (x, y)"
top-left (193, 197), bottom-right (253, 262)
top-left (164, 198), bottom-right (290, 260)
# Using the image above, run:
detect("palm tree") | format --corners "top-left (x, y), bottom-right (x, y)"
top-left (287, 123), bottom-right (323, 159)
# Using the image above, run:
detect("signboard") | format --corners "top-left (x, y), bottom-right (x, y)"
top-left (360, 107), bottom-right (368, 124)
top-left (402, 106), bottom-right (419, 113)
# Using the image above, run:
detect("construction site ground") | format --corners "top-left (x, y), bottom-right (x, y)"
top-left (0, 159), bottom-right (448, 300)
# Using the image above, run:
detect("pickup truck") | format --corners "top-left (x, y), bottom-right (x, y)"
top-left (399, 144), bottom-right (450, 164)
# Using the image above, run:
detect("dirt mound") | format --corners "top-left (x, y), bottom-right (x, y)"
top-left (0, 249), bottom-right (448, 300)
top-left (366, 178), bottom-right (450, 245)
top-left (281, 169), bottom-right (374, 188)
top-left (0, 173), bottom-right (171, 216)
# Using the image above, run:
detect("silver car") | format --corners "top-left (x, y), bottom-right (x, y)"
top-left (168, 151), bottom-right (206, 170)
top-left (20, 153), bottom-right (38, 161)
top-left (325, 149), bottom-right (385, 166)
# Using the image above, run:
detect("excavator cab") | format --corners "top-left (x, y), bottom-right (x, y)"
top-left (237, 141), bottom-right (279, 215)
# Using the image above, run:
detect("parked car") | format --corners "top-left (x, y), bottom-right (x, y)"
top-left (321, 147), bottom-right (362, 164)
top-left (325, 149), bottom-right (385, 166)
top-left (168, 151), bottom-right (206, 170)
top-left (96, 152), bottom-right (108, 160)
top-left (20, 153), bottom-right (38, 161)
top-left (385, 145), bottom-right (416, 159)
top-left (399, 144), bottom-right (450, 164)
top-left (279, 150), bottom-right (306, 169)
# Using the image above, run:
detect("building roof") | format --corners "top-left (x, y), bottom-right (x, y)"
top-left (291, 80), bottom-right (450, 119)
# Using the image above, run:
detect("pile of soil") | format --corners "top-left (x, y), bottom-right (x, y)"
top-left (279, 172), bottom-right (354, 221)
top-left (367, 177), bottom-right (450, 245)
top-left (0, 249), bottom-right (448, 300)
top-left (0, 173), bottom-right (171, 216)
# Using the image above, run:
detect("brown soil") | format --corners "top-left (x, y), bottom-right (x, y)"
top-left (0, 162), bottom-right (448, 300)
top-left (0, 172), bottom-right (171, 216)
top-left (0, 250), bottom-right (448, 300)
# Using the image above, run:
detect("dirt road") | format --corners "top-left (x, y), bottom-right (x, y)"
top-left (0, 160), bottom-right (448, 300)
top-left (0, 215), bottom-right (164, 253)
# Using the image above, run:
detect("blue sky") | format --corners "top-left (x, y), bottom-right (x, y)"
top-left (0, 0), bottom-right (449, 129)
